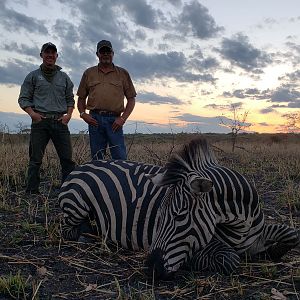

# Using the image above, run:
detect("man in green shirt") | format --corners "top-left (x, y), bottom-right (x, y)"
top-left (18, 42), bottom-right (75, 194)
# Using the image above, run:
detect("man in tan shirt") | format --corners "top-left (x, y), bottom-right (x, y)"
top-left (77, 40), bottom-right (136, 160)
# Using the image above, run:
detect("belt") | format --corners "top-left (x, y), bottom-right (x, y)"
top-left (91, 110), bottom-right (120, 116)
top-left (34, 111), bottom-right (64, 119)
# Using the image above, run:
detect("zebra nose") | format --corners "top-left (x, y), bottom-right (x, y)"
top-left (145, 249), bottom-right (173, 280)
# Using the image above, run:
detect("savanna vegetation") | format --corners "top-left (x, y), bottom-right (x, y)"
top-left (0, 132), bottom-right (299, 299)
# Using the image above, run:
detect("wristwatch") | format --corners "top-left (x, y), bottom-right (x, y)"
top-left (80, 111), bottom-right (85, 117)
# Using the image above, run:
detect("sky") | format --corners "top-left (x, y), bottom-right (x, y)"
top-left (0, 0), bottom-right (299, 134)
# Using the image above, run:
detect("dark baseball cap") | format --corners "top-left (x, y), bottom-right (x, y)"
top-left (97, 40), bottom-right (113, 52)
top-left (41, 42), bottom-right (57, 52)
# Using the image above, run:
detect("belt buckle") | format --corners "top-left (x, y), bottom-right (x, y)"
top-left (100, 111), bottom-right (113, 116)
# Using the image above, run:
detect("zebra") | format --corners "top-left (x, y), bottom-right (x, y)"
top-left (59, 160), bottom-right (165, 250)
top-left (145, 138), bottom-right (299, 278)
top-left (59, 138), bottom-right (299, 279)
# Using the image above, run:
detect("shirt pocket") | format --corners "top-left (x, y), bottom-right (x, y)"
top-left (54, 82), bottom-right (67, 99)
top-left (109, 80), bottom-right (123, 89)
top-left (108, 80), bottom-right (124, 100)
top-left (88, 80), bottom-right (102, 88)
top-left (87, 81), bottom-right (102, 100)
top-left (35, 80), bottom-right (49, 90)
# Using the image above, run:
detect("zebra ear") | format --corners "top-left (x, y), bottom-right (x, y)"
top-left (145, 172), bottom-right (166, 186)
top-left (190, 177), bottom-right (213, 194)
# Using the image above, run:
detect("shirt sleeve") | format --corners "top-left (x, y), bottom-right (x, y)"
top-left (123, 70), bottom-right (137, 99)
top-left (65, 74), bottom-right (75, 107)
top-left (76, 71), bottom-right (89, 99)
top-left (18, 73), bottom-right (35, 109)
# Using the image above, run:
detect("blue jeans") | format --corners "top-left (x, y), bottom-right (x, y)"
top-left (88, 112), bottom-right (127, 160)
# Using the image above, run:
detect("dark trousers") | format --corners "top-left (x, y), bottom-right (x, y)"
top-left (26, 119), bottom-right (75, 192)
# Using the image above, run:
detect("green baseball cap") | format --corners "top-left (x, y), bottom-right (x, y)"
top-left (41, 42), bottom-right (57, 52)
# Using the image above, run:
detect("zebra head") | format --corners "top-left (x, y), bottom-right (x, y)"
top-left (145, 161), bottom-right (214, 279)
top-left (145, 139), bottom-right (218, 280)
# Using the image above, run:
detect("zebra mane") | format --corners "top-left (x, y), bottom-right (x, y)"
top-left (161, 138), bottom-right (218, 184)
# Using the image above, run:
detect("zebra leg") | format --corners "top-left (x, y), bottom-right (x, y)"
top-left (190, 238), bottom-right (240, 275)
top-left (247, 224), bottom-right (300, 261)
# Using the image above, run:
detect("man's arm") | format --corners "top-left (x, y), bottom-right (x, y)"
top-left (77, 96), bottom-right (98, 126)
top-left (19, 73), bottom-right (45, 122)
top-left (23, 106), bottom-right (44, 122)
top-left (121, 97), bottom-right (135, 121)
top-left (112, 97), bottom-right (135, 132)
top-left (60, 106), bottom-right (74, 125)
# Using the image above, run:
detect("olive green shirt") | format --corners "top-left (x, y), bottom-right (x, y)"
top-left (77, 64), bottom-right (137, 113)
top-left (18, 66), bottom-right (75, 113)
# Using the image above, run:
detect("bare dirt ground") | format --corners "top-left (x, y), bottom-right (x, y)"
top-left (0, 135), bottom-right (299, 299)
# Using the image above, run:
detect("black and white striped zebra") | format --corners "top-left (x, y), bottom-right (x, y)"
top-left (59, 160), bottom-right (165, 250)
top-left (144, 139), bottom-right (299, 278)
top-left (59, 138), bottom-right (299, 279)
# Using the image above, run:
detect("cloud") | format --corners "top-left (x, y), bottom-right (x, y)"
top-left (138, 91), bottom-right (184, 105)
top-left (259, 107), bottom-right (275, 114)
top-left (0, 1), bottom-right (48, 34)
top-left (258, 122), bottom-right (269, 126)
top-left (189, 55), bottom-right (219, 71)
top-left (1, 42), bottom-right (39, 58)
top-left (178, 1), bottom-right (223, 39)
top-left (217, 33), bottom-right (271, 72)
top-left (52, 19), bottom-right (80, 44)
top-left (171, 113), bottom-right (232, 133)
top-left (121, 0), bottom-right (158, 29)
top-left (205, 102), bottom-right (243, 111)
top-left (222, 85), bottom-right (300, 109)
top-left (0, 59), bottom-right (36, 85)
top-left (117, 50), bottom-right (216, 83)
top-left (286, 101), bottom-right (300, 108)
top-left (222, 88), bottom-right (271, 100)
top-left (59, 1), bottom-right (129, 52)
top-left (167, 0), bottom-right (181, 6)
top-left (278, 70), bottom-right (300, 82)
top-left (271, 86), bottom-right (300, 103)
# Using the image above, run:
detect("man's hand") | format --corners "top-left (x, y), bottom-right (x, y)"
top-left (59, 114), bottom-right (72, 125)
top-left (112, 116), bottom-right (125, 132)
top-left (30, 112), bottom-right (45, 123)
top-left (81, 113), bottom-right (98, 126)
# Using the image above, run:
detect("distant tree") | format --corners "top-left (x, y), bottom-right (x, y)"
top-left (219, 104), bottom-right (252, 152)
top-left (282, 112), bottom-right (300, 133)
top-left (21, 128), bottom-right (31, 134)
top-left (0, 122), bottom-right (9, 143)
top-left (15, 121), bottom-right (30, 134)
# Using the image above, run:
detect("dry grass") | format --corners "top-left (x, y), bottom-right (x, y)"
top-left (0, 133), bottom-right (299, 299)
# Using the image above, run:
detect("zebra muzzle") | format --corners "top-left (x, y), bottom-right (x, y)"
top-left (144, 249), bottom-right (174, 280)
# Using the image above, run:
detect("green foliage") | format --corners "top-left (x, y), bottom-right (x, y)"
top-left (0, 271), bottom-right (28, 299)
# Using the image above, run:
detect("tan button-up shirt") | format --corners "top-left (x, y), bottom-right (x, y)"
top-left (77, 64), bottom-right (137, 113)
